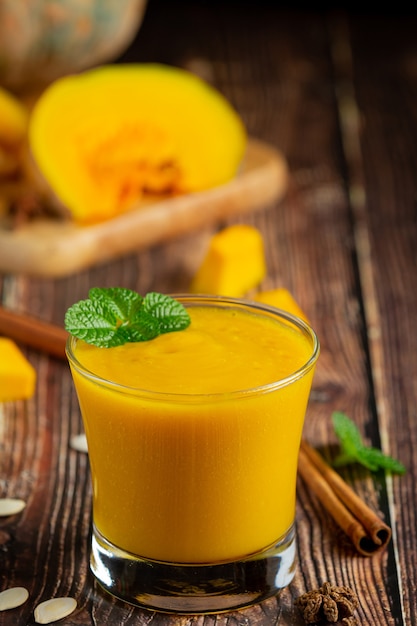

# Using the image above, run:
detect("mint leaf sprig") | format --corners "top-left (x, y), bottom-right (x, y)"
top-left (332, 411), bottom-right (406, 475)
top-left (65, 288), bottom-right (191, 347)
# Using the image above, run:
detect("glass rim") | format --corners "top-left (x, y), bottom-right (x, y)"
top-left (66, 294), bottom-right (320, 402)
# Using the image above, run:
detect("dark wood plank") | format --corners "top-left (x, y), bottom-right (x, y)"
top-left (339, 13), bottom-right (417, 625)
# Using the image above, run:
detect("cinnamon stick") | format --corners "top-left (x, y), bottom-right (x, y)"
top-left (0, 305), bottom-right (68, 359)
top-left (298, 439), bottom-right (391, 556)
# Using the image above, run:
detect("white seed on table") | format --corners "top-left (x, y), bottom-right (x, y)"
top-left (0, 498), bottom-right (26, 516)
top-left (0, 587), bottom-right (29, 611)
top-left (34, 597), bottom-right (77, 624)
top-left (70, 433), bottom-right (88, 453)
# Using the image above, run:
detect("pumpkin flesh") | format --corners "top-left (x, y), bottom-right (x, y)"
top-left (29, 64), bottom-right (247, 223)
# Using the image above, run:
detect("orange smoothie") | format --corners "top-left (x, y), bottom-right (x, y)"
top-left (68, 301), bottom-right (318, 564)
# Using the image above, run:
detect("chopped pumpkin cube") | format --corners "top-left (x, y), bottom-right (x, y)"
top-left (190, 224), bottom-right (267, 297)
top-left (254, 288), bottom-right (309, 322)
top-left (0, 338), bottom-right (36, 401)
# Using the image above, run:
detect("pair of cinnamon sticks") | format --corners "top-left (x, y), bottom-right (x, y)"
top-left (298, 440), bottom-right (391, 556)
top-left (0, 304), bottom-right (391, 556)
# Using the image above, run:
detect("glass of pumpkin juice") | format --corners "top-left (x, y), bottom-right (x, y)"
top-left (66, 294), bottom-right (319, 613)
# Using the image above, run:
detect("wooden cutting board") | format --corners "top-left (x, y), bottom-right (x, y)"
top-left (0, 139), bottom-right (288, 277)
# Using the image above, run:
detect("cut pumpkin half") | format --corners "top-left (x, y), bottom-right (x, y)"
top-left (29, 63), bottom-right (247, 223)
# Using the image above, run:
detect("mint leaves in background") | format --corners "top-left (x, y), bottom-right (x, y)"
top-left (65, 288), bottom-right (191, 347)
top-left (332, 411), bottom-right (406, 475)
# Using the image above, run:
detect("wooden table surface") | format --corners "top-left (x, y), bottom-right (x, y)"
top-left (1, 2), bottom-right (416, 625)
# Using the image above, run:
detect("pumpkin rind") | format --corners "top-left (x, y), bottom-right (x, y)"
top-left (29, 64), bottom-right (247, 223)
top-left (0, 0), bottom-right (147, 92)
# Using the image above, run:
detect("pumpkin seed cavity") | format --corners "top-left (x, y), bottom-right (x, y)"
top-left (34, 597), bottom-right (77, 624)
top-left (0, 587), bottom-right (29, 611)
top-left (0, 498), bottom-right (26, 516)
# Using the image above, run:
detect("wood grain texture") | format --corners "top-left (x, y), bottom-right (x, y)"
top-left (343, 15), bottom-right (417, 625)
top-left (0, 3), bottom-right (416, 625)
top-left (0, 139), bottom-right (287, 277)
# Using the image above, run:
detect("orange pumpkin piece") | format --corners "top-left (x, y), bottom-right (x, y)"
top-left (254, 288), bottom-right (309, 322)
top-left (190, 224), bottom-right (266, 297)
top-left (0, 338), bottom-right (36, 401)
top-left (29, 63), bottom-right (247, 223)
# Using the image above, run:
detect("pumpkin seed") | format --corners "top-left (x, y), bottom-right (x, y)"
top-left (70, 433), bottom-right (88, 453)
top-left (0, 498), bottom-right (26, 516)
top-left (0, 587), bottom-right (29, 611)
top-left (34, 597), bottom-right (77, 624)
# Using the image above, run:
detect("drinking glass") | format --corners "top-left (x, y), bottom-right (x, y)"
top-left (67, 295), bottom-right (319, 613)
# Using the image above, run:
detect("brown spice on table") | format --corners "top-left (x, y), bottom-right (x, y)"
top-left (295, 581), bottom-right (359, 624)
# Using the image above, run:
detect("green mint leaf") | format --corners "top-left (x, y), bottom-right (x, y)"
top-left (143, 292), bottom-right (192, 333)
top-left (65, 288), bottom-right (190, 347)
top-left (331, 411), bottom-right (406, 475)
top-left (126, 292), bottom-right (193, 342)
top-left (332, 411), bottom-right (364, 465)
top-left (89, 287), bottom-right (144, 321)
top-left (356, 447), bottom-right (406, 474)
top-left (64, 297), bottom-right (131, 347)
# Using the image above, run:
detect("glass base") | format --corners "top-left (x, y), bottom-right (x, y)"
top-left (90, 524), bottom-right (297, 614)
